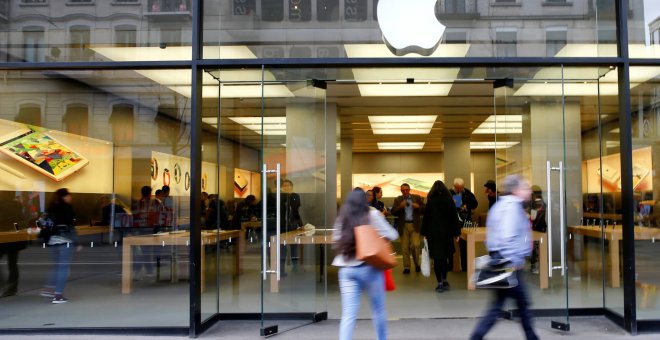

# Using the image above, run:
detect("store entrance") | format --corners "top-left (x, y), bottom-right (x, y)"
top-left (205, 66), bottom-right (619, 335)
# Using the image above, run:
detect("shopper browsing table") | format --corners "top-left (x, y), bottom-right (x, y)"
top-left (391, 183), bottom-right (425, 274)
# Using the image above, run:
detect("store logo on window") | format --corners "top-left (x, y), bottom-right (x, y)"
top-left (377, 0), bottom-right (446, 56)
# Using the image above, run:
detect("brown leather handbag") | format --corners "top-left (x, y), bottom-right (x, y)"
top-left (354, 225), bottom-right (397, 270)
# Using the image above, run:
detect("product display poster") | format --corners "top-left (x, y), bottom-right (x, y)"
top-left (0, 119), bottom-right (112, 193)
top-left (352, 173), bottom-right (444, 197)
top-left (582, 146), bottom-right (652, 193)
top-left (233, 168), bottom-right (260, 198)
top-left (151, 151), bottom-right (217, 196)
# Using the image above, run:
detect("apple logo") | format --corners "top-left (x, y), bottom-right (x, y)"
top-left (377, 0), bottom-right (446, 56)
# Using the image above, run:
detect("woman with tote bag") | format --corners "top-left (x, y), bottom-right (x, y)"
top-left (332, 188), bottom-right (399, 340)
top-left (421, 180), bottom-right (461, 293)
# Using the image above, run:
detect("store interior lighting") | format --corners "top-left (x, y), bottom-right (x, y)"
top-left (472, 115), bottom-right (523, 134)
top-left (470, 141), bottom-right (520, 150)
top-left (369, 115), bottom-right (437, 134)
top-left (377, 142), bottom-right (426, 150)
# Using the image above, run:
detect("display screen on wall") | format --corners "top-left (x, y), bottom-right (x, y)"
top-left (582, 146), bottom-right (652, 193)
top-left (151, 151), bottom-right (217, 196)
top-left (0, 119), bottom-right (112, 193)
top-left (352, 173), bottom-right (444, 197)
top-left (234, 168), bottom-right (261, 198)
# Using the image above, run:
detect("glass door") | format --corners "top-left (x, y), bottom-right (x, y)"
top-left (493, 66), bottom-right (612, 331)
top-left (260, 69), bottom-right (329, 336)
top-left (493, 68), bottom-right (571, 330)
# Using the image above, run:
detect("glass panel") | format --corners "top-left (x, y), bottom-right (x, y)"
top-left (202, 68), bottom-right (265, 317)
top-left (203, 0), bottom-right (617, 59)
top-left (261, 68), bottom-right (328, 334)
top-left (629, 66), bottom-right (660, 320)
top-left (629, 0), bottom-right (660, 58)
top-left (0, 1), bottom-right (192, 63)
top-left (0, 68), bottom-right (191, 327)
top-left (323, 66), bottom-right (610, 321)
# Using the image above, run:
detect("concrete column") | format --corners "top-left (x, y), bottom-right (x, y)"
top-left (530, 100), bottom-right (582, 260)
top-left (340, 137), bottom-right (353, 202)
top-left (284, 91), bottom-right (327, 227)
top-left (443, 138), bottom-right (472, 189)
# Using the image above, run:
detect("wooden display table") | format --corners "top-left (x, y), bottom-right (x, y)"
top-left (269, 229), bottom-right (333, 293)
top-left (0, 225), bottom-right (109, 244)
top-left (568, 225), bottom-right (660, 288)
top-left (461, 228), bottom-right (548, 291)
top-left (121, 229), bottom-right (242, 294)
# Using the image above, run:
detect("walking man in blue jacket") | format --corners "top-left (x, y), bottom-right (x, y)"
top-left (470, 175), bottom-right (539, 340)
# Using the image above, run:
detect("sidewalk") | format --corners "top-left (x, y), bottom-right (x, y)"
top-left (0, 317), bottom-right (657, 340)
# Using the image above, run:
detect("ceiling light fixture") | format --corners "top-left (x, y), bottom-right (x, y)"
top-left (377, 142), bottom-right (425, 150)
top-left (369, 115), bottom-right (437, 134)
top-left (227, 117), bottom-right (287, 135)
top-left (469, 141), bottom-right (520, 150)
top-left (472, 115), bottom-right (523, 134)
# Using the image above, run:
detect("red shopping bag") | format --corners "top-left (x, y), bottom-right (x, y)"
top-left (384, 269), bottom-right (396, 292)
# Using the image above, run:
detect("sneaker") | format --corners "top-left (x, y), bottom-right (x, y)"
top-left (531, 268), bottom-right (540, 275)
top-left (51, 296), bottom-right (68, 304)
top-left (435, 284), bottom-right (445, 293)
top-left (442, 281), bottom-right (450, 290)
top-left (415, 266), bottom-right (421, 273)
top-left (403, 268), bottom-right (410, 274)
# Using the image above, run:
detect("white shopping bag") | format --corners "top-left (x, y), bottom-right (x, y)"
top-left (421, 238), bottom-right (431, 277)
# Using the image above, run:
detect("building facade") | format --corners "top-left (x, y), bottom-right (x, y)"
top-left (0, 0), bottom-right (659, 337)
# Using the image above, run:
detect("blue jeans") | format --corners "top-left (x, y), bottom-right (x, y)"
top-left (470, 271), bottom-right (539, 340)
top-left (48, 244), bottom-right (74, 295)
top-left (338, 264), bottom-right (387, 340)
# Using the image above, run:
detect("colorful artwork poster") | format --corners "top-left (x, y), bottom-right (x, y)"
top-left (3, 131), bottom-right (83, 176)
top-left (352, 173), bottom-right (444, 198)
top-left (233, 168), bottom-right (261, 198)
top-left (582, 146), bottom-right (652, 193)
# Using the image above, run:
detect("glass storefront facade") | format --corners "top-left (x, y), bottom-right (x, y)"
top-left (0, 0), bottom-right (659, 336)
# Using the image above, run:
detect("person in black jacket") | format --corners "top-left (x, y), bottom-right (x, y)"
top-left (41, 188), bottom-right (80, 304)
top-left (421, 180), bottom-right (461, 293)
top-left (450, 177), bottom-right (478, 272)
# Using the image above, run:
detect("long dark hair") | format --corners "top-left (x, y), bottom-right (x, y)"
top-left (428, 180), bottom-right (451, 200)
top-left (333, 188), bottom-right (371, 259)
top-left (49, 188), bottom-right (71, 210)
top-left (371, 186), bottom-right (382, 206)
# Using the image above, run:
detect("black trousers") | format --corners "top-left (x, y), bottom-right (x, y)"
top-left (0, 247), bottom-right (20, 292)
top-left (470, 271), bottom-right (539, 340)
top-left (433, 256), bottom-right (449, 283)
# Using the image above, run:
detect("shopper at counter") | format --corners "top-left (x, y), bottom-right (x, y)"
top-left (370, 186), bottom-right (388, 215)
top-left (484, 180), bottom-right (498, 210)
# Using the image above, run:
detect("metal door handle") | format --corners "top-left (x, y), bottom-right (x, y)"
top-left (547, 161), bottom-right (566, 278)
top-left (261, 163), bottom-right (282, 281)
top-left (547, 161), bottom-right (553, 278)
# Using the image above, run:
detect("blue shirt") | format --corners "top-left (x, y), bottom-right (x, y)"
top-left (404, 196), bottom-right (413, 221)
top-left (486, 195), bottom-right (532, 267)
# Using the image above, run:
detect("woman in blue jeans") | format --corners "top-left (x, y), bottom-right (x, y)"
top-left (40, 188), bottom-right (80, 304)
top-left (332, 189), bottom-right (399, 340)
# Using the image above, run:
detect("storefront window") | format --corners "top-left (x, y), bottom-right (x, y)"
top-left (0, 68), bottom-right (191, 328)
top-left (203, 0), bottom-right (617, 59)
top-left (629, 0), bottom-right (660, 58)
top-left (0, 1), bottom-right (193, 63)
top-left (629, 66), bottom-right (660, 320)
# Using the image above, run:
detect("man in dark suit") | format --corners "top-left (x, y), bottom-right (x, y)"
top-left (391, 183), bottom-right (425, 274)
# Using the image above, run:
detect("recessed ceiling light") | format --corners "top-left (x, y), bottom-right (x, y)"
top-left (470, 141), bottom-right (520, 150)
top-left (369, 115), bottom-right (437, 135)
top-left (377, 142), bottom-right (425, 150)
top-left (228, 117), bottom-right (286, 135)
top-left (472, 115), bottom-right (522, 134)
